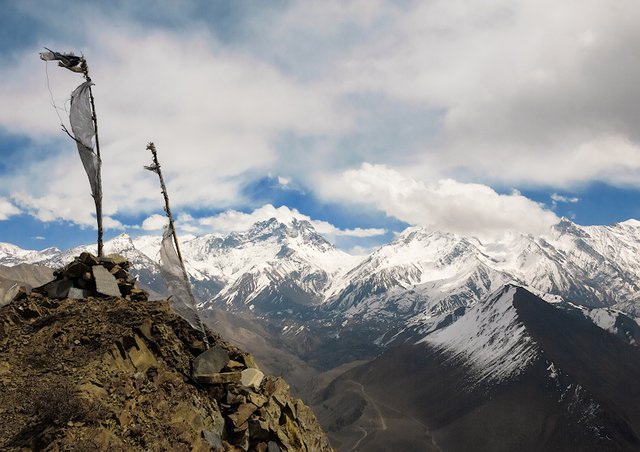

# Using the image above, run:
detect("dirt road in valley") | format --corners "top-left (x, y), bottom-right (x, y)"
top-left (346, 379), bottom-right (442, 452)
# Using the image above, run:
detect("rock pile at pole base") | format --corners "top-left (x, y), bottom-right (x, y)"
top-left (27, 252), bottom-right (147, 302)
top-left (0, 256), bottom-right (333, 451)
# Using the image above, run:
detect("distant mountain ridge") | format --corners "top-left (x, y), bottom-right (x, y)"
top-left (2, 217), bottom-right (640, 335)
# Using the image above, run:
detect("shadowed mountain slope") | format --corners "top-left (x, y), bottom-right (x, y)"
top-left (316, 285), bottom-right (640, 451)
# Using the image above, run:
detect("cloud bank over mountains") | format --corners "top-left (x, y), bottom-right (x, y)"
top-left (1, 0), bottom-right (639, 242)
top-left (141, 204), bottom-right (386, 239)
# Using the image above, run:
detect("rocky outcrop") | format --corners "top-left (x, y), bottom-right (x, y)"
top-left (29, 252), bottom-right (148, 302)
top-left (0, 268), bottom-right (332, 451)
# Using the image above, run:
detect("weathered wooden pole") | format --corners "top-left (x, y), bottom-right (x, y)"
top-left (145, 142), bottom-right (209, 348)
top-left (82, 61), bottom-right (104, 257)
top-left (40, 49), bottom-right (104, 257)
top-left (146, 143), bottom-right (184, 264)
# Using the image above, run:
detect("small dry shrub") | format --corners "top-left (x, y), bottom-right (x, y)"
top-left (30, 380), bottom-right (84, 425)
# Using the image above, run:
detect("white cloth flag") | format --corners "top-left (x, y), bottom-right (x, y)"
top-left (69, 81), bottom-right (101, 200)
top-left (159, 224), bottom-right (206, 334)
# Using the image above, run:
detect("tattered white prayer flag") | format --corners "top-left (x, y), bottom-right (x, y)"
top-left (39, 48), bottom-right (85, 73)
top-left (69, 81), bottom-right (101, 200)
top-left (159, 224), bottom-right (207, 334)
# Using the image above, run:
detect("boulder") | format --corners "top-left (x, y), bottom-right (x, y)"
top-left (227, 402), bottom-right (258, 428)
top-left (202, 431), bottom-right (224, 451)
top-left (78, 252), bottom-right (99, 266)
top-left (193, 346), bottom-right (230, 377)
top-left (62, 261), bottom-right (90, 279)
top-left (104, 254), bottom-right (128, 266)
top-left (241, 353), bottom-right (260, 369)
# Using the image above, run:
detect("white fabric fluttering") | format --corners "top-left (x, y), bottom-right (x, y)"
top-left (39, 49), bottom-right (85, 72)
top-left (159, 224), bottom-right (207, 337)
top-left (69, 81), bottom-right (101, 200)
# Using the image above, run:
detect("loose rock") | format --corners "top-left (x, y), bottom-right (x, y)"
top-left (241, 368), bottom-right (264, 390)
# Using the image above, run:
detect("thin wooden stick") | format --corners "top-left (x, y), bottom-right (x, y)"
top-left (146, 142), bottom-right (209, 349)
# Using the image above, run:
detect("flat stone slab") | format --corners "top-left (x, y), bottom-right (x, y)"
top-left (196, 371), bottom-right (242, 385)
top-left (92, 265), bottom-right (122, 297)
top-left (241, 368), bottom-right (264, 390)
top-left (105, 253), bottom-right (128, 266)
top-left (193, 346), bottom-right (230, 377)
top-left (242, 353), bottom-right (259, 369)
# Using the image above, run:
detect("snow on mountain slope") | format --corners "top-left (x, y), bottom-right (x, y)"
top-left (3, 217), bottom-right (640, 326)
top-left (423, 285), bottom-right (539, 382)
top-left (325, 219), bottom-right (640, 324)
top-left (202, 219), bottom-right (361, 311)
top-left (0, 243), bottom-right (61, 267)
top-left (181, 219), bottom-right (357, 281)
top-left (325, 229), bottom-right (513, 318)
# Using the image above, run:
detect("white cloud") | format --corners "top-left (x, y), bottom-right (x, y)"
top-left (550, 193), bottom-right (579, 204)
top-left (264, 0), bottom-right (640, 188)
top-left (141, 213), bottom-right (167, 231)
top-left (0, 23), bottom-right (351, 227)
top-left (0, 197), bottom-right (20, 221)
top-left (194, 204), bottom-right (385, 238)
top-left (2, 0), bottom-right (640, 234)
top-left (318, 163), bottom-right (559, 239)
top-left (12, 191), bottom-right (123, 230)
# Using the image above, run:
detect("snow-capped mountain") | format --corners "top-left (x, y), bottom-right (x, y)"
top-left (180, 218), bottom-right (360, 311)
top-left (325, 219), bottom-right (640, 325)
top-left (3, 216), bottom-right (640, 327)
top-left (424, 285), bottom-right (539, 383)
top-left (324, 228), bottom-right (512, 320)
top-left (318, 285), bottom-right (640, 451)
top-left (0, 218), bottom-right (360, 312)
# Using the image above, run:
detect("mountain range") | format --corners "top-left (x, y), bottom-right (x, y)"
top-left (4, 216), bottom-right (640, 450)
top-left (3, 217), bottom-right (640, 333)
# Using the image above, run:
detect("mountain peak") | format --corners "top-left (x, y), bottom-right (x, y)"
top-left (424, 284), bottom-right (539, 383)
top-left (245, 217), bottom-right (333, 249)
top-left (553, 218), bottom-right (586, 237)
top-left (105, 233), bottom-right (136, 251)
top-left (618, 218), bottom-right (640, 228)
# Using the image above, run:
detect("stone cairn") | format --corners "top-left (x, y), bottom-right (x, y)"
top-left (29, 252), bottom-right (147, 302)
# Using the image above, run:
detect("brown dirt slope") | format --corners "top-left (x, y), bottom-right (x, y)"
top-left (0, 293), bottom-right (332, 451)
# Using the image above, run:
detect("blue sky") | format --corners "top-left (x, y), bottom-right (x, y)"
top-left (2, 0), bottom-right (640, 253)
